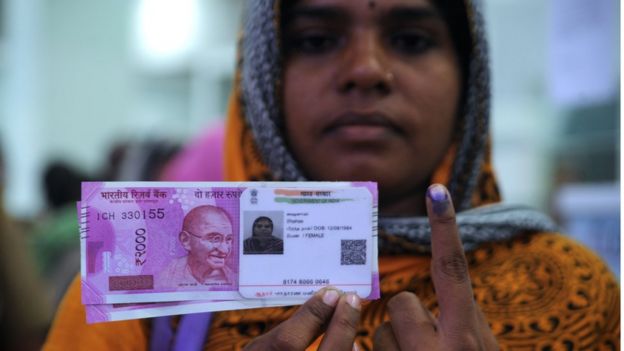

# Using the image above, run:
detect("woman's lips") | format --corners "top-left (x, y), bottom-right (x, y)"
top-left (323, 112), bottom-right (402, 142)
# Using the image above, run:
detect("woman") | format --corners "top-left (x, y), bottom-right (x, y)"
top-left (243, 217), bottom-right (284, 255)
top-left (44, 0), bottom-right (619, 350)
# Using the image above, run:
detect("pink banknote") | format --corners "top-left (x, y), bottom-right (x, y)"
top-left (86, 299), bottom-right (297, 324)
top-left (80, 182), bottom-right (379, 307)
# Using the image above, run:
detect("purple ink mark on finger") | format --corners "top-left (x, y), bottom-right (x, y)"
top-left (427, 184), bottom-right (449, 216)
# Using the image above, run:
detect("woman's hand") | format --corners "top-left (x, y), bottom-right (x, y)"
top-left (244, 288), bottom-right (362, 351)
top-left (374, 184), bottom-right (499, 350)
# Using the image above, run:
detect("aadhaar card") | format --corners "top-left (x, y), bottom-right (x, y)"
top-left (239, 187), bottom-right (374, 299)
top-left (80, 182), bottom-right (378, 305)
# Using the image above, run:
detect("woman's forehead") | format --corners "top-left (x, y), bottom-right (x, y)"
top-left (282, 0), bottom-right (440, 13)
top-left (286, 0), bottom-right (435, 7)
top-left (281, 0), bottom-right (447, 28)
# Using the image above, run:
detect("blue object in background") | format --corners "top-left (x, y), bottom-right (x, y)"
top-left (554, 183), bottom-right (620, 279)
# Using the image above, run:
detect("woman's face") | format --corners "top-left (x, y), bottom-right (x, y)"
top-left (253, 219), bottom-right (274, 237)
top-left (282, 0), bottom-right (461, 215)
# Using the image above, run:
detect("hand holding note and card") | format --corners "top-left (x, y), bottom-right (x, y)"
top-left (79, 182), bottom-right (379, 323)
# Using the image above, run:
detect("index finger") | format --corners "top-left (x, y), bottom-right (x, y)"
top-left (426, 184), bottom-right (478, 332)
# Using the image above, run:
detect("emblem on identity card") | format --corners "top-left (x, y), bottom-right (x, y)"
top-left (250, 189), bottom-right (258, 205)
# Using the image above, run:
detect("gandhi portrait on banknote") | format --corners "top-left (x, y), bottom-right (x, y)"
top-left (160, 205), bottom-right (235, 286)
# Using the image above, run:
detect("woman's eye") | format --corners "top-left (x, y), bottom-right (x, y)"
top-left (288, 32), bottom-right (339, 54)
top-left (389, 31), bottom-right (433, 54)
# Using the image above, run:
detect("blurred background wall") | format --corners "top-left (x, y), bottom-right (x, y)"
top-left (0, 0), bottom-right (619, 349)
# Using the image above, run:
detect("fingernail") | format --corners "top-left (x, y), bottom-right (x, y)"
top-left (352, 342), bottom-right (360, 351)
top-left (427, 184), bottom-right (450, 216)
top-left (322, 289), bottom-right (340, 306)
top-left (346, 293), bottom-right (361, 310)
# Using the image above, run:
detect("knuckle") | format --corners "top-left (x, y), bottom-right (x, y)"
top-left (387, 293), bottom-right (436, 330)
top-left (433, 213), bottom-right (456, 226)
top-left (302, 298), bottom-right (332, 326)
top-left (435, 251), bottom-right (469, 284)
top-left (457, 335), bottom-right (483, 351)
top-left (333, 313), bottom-right (358, 334)
top-left (373, 322), bottom-right (400, 351)
top-left (401, 313), bottom-right (435, 330)
top-left (445, 330), bottom-right (483, 351)
top-left (373, 322), bottom-right (393, 344)
top-left (270, 329), bottom-right (306, 351)
top-left (387, 291), bottom-right (416, 311)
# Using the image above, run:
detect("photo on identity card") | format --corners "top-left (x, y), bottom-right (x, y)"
top-left (242, 211), bottom-right (284, 255)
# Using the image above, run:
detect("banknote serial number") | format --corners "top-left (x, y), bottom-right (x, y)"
top-left (135, 228), bottom-right (147, 266)
top-left (96, 208), bottom-right (165, 221)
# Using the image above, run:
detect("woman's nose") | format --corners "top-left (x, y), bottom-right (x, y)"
top-left (337, 31), bottom-right (393, 95)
